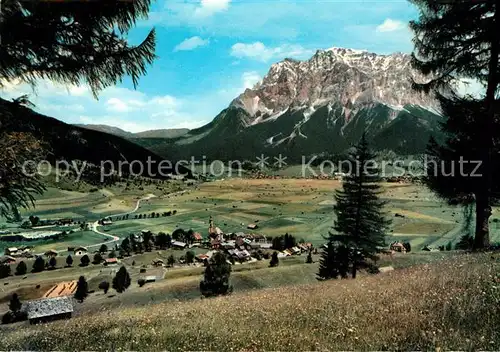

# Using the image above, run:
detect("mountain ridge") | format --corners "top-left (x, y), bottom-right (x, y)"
top-left (142, 47), bottom-right (442, 161)
top-left (75, 124), bottom-right (190, 139)
top-left (1, 98), bottom-right (191, 180)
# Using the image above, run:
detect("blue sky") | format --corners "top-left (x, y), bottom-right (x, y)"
top-left (1, 0), bottom-right (419, 132)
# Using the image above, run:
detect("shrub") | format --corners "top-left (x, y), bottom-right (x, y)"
top-left (167, 255), bottom-right (175, 267)
top-left (9, 293), bottom-right (22, 313)
top-left (112, 266), bottom-right (131, 293)
top-left (74, 276), bottom-right (88, 302)
top-left (269, 252), bottom-right (279, 267)
top-left (0, 264), bottom-right (11, 279)
top-left (186, 250), bottom-right (195, 264)
top-left (93, 253), bottom-right (103, 265)
top-left (15, 261), bottom-right (27, 276)
top-left (98, 281), bottom-right (110, 294)
top-left (1, 310), bottom-right (27, 325)
top-left (32, 257), bottom-right (45, 273)
top-left (2, 311), bottom-right (14, 325)
top-left (80, 255), bottom-right (90, 267)
top-left (48, 256), bottom-right (57, 270)
top-left (138, 279), bottom-right (146, 287)
top-left (66, 255), bottom-right (73, 267)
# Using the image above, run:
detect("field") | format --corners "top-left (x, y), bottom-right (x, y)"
top-left (1, 177), bottom-right (500, 329)
top-left (4, 178), bottom-right (500, 255)
top-left (69, 178), bottom-right (495, 248)
top-left (1, 252), bottom-right (498, 351)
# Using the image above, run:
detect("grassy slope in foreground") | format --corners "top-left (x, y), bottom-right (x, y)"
top-left (2, 253), bottom-right (499, 351)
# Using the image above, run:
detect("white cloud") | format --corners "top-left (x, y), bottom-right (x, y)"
top-left (194, 0), bottom-right (231, 17)
top-left (106, 98), bottom-right (130, 113)
top-left (230, 42), bottom-right (314, 62)
top-left (174, 36), bottom-right (210, 52)
top-left (242, 71), bottom-right (261, 89)
top-left (376, 19), bottom-right (406, 33)
top-left (68, 86), bottom-right (88, 96)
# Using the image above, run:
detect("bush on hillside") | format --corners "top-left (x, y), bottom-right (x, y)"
top-left (98, 281), bottom-right (110, 294)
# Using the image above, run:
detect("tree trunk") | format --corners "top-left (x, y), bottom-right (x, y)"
top-left (476, 0), bottom-right (500, 249)
top-left (351, 259), bottom-right (357, 279)
top-left (474, 194), bottom-right (491, 250)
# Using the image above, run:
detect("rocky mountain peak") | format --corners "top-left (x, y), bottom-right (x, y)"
top-left (231, 47), bottom-right (436, 121)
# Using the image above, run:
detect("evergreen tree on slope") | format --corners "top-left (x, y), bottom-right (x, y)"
top-left (410, 0), bottom-right (500, 249)
top-left (200, 252), bottom-right (232, 297)
top-left (333, 133), bottom-right (390, 278)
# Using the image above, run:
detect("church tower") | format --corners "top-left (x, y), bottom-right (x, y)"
top-left (208, 215), bottom-right (216, 235)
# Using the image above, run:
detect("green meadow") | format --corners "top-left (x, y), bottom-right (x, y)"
top-left (5, 178), bottom-right (500, 254)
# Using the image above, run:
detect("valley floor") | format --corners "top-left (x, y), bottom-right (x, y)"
top-left (10, 178), bottom-right (500, 256)
top-left (1, 253), bottom-right (499, 351)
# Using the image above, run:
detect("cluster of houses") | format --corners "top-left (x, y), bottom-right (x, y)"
top-left (1, 246), bottom-right (121, 267)
top-left (1, 246), bottom-right (34, 264)
top-left (166, 217), bottom-right (312, 265)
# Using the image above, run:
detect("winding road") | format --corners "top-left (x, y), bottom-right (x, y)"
top-left (87, 194), bottom-right (157, 250)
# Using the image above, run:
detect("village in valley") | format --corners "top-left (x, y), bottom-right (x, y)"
top-left (0, 175), bottom-right (474, 325)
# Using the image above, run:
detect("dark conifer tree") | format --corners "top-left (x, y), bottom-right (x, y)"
top-left (333, 133), bottom-right (390, 278)
top-left (0, 0), bottom-right (156, 96)
top-left (32, 256), bottom-right (45, 273)
top-left (120, 237), bottom-right (131, 255)
top-left (200, 252), bottom-right (232, 297)
top-left (9, 293), bottom-right (22, 313)
top-left (0, 0), bottom-right (156, 219)
top-left (271, 236), bottom-right (284, 251)
top-left (165, 234), bottom-right (172, 248)
top-left (306, 251), bottom-right (313, 264)
top-left (15, 261), bottom-right (27, 276)
top-left (0, 264), bottom-right (11, 279)
top-left (269, 251), bottom-right (279, 267)
top-left (80, 254), bottom-right (90, 267)
top-left (48, 256), bottom-right (57, 270)
top-left (112, 266), bottom-right (131, 293)
top-left (167, 254), bottom-right (176, 267)
top-left (284, 233), bottom-right (297, 249)
top-left (66, 255), bottom-right (73, 267)
top-left (74, 276), bottom-right (88, 303)
top-left (186, 250), bottom-right (195, 264)
top-left (155, 232), bottom-right (168, 249)
top-left (317, 236), bottom-right (339, 280)
top-left (93, 253), bottom-right (103, 264)
top-left (410, 0), bottom-right (500, 249)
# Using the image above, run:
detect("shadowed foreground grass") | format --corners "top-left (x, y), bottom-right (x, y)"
top-left (1, 253), bottom-right (499, 351)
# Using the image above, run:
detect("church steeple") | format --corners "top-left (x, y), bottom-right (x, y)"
top-left (208, 215), bottom-right (215, 235)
